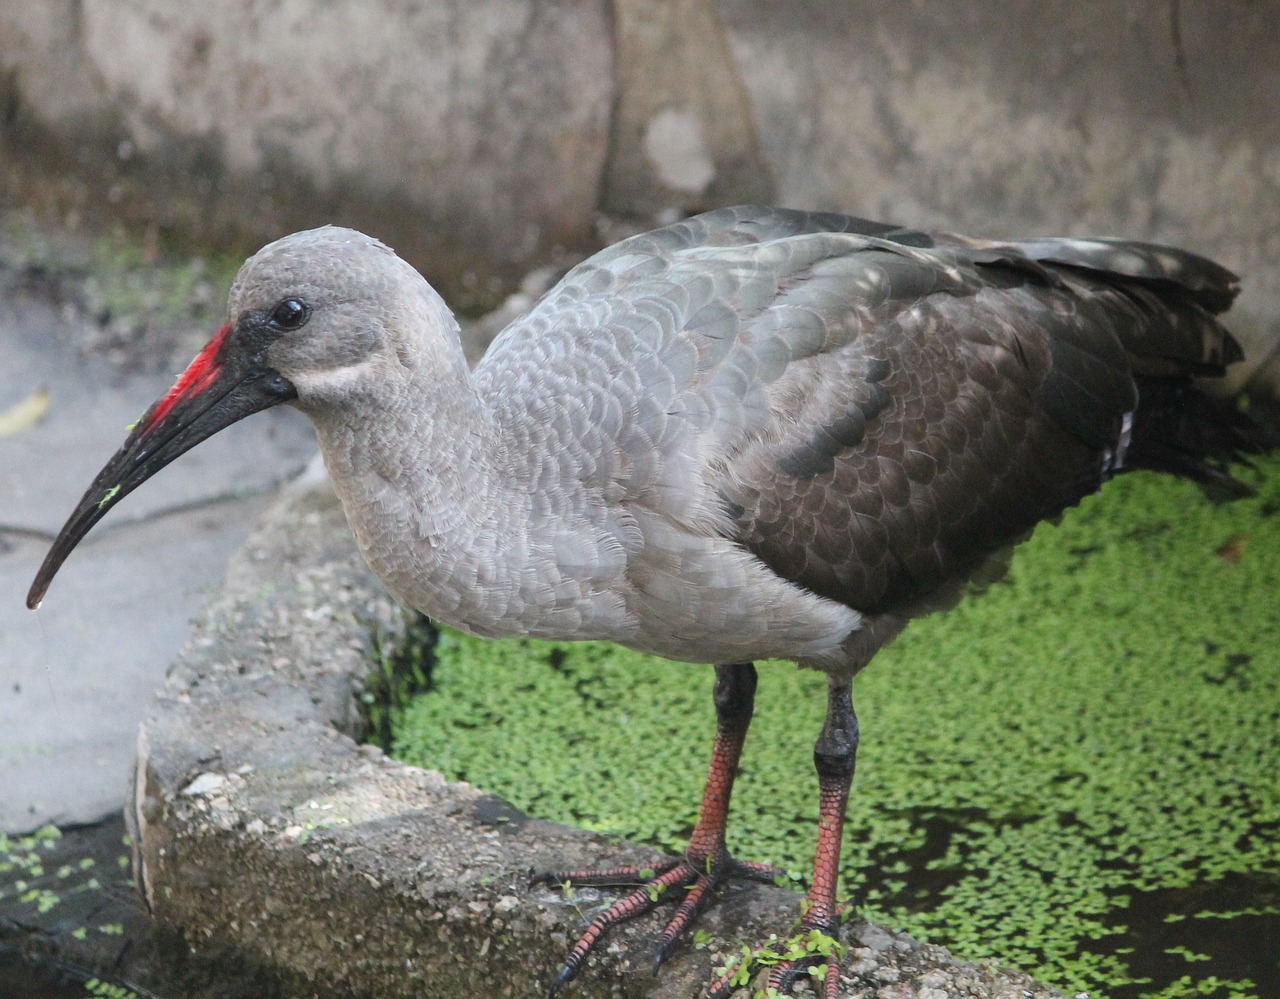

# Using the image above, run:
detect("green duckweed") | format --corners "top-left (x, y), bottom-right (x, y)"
top-left (393, 455), bottom-right (1280, 999)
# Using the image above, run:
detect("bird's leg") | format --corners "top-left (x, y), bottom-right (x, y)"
top-left (710, 676), bottom-right (858, 999)
top-left (654, 661), bottom-right (785, 961)
top-left (535, 662), bottom-right (783, 990)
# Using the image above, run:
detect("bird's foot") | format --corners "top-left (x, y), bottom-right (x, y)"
top-left (532, 848), bottom-right (785, 991)
top-left (707, 912), bottom-right (846, 999)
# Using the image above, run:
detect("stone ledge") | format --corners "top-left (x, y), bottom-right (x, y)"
top-left (127, 478), bottom-right (1060, 998)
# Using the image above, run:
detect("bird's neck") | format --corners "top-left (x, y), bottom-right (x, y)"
top-left (307, 349), bottom-right (534, 634)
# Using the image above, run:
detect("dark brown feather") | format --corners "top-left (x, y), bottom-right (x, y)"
top-left (705, 210), bottom-right (1249, 616)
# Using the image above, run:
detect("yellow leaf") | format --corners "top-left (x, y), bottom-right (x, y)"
top-left (0, 387), bottom-right (51, 438)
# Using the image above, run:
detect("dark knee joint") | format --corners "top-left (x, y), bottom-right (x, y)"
top-left (713, 662), bottom-right (757, 726)
top-left (813, 740), bottom-right (856, 782)
top-left (814, 681), bottom-right (859, 782)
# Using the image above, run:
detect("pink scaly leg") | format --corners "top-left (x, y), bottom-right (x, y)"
top-left (534, 662), bottom-right (782, 991)
top-left (709, 676), bottom-right (858, 999)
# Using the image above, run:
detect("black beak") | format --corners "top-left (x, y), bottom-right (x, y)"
top-left (27, 323), bottom-right (296, 608)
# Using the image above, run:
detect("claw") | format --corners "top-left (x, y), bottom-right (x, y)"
top-left (548, 964), bottom-right (574, 995)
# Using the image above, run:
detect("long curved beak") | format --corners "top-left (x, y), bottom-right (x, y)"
top-left (27, 323), bottom-right (296, 608)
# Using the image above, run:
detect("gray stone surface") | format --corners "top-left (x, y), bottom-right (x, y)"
top-left (122, 477), bottom-right (1061, 999)
top-left (0, 0), bottom-right (613, 299)
top-left (604, 0), bottom-right (773, 214)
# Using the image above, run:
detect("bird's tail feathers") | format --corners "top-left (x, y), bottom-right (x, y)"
top-left (1125, 378), bottom-right (1277, 498)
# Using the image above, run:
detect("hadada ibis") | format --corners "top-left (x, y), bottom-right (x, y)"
top-left (28, 206), bottom-right (1262, 997)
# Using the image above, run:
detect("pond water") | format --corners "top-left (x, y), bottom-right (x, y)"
top-left (0, 819), bottom-right (165, 999)
top-left (0, 949), bottom-right (104, 999)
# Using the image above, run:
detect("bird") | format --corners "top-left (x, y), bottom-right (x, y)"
top-left (28, 205), bottom-right (1260, 997)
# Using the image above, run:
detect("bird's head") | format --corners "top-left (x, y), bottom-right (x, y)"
top-left (27, 226), bottom-right (455, 608)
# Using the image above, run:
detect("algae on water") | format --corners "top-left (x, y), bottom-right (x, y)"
top-left (392, 455), bottom-right (1280, 999)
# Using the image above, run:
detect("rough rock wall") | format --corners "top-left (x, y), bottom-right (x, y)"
top-left (0, 0), bottom-right (613, 304)
top-left (2, 1), bottom-right (1277, 384)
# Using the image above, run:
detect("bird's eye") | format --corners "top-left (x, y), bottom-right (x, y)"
top-left (269, 298), bottom-right (310, 331)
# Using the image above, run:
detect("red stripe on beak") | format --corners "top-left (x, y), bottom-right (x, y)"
top-left (145, 322), bottom-right (233, 431)
top-left (28, 318), bottom-right (296, 609)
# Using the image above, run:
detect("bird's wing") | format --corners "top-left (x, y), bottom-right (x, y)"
top-left (478, 207), bottom-right (1240, 616)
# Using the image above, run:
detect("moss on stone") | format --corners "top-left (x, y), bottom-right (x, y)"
top-left (393, 455), bottom-right (1280, 999)
top-left (0, 213), bottom-right (243, 371)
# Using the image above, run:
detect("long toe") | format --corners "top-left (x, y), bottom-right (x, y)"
top-left (766, 955), bottom-right (841, 999)
top-left (536, 848), bottom-right (785, 987)
top-left (707, 906), bottom-right (847, 999)
top-left (531, 860), bottom-right (677, 889)
top-left (551, 864), bottom-right (692, 988)
top-left (652, 856), bottom-right (785, 972)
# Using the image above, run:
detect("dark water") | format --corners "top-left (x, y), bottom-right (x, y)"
top-left (1114, 874), bottom-right (1280, 997)
top-left (0, 817), bottom-right (156, 999)
top-left (0, 948), bottom-right (105, 999)
top-left (872, 808), bottom-right (1280, 998)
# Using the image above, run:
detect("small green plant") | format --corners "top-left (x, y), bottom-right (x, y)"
top-left (1, 825), bottom-right (62, 904)
top-left (84, 978), bottom-right (140, 999)
top-left (20, 885), bottom-right (60, 913)
top-left (363, 612), bottom-right (436, 750)
top-left (1, 821), bottom-right (137, 989)
top-left (714, 928), bottom-right (843, 994)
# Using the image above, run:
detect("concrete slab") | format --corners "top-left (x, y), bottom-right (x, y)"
top-left (0, 286), bottom-right (316, 832)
